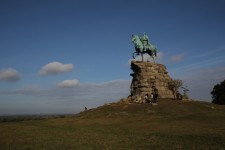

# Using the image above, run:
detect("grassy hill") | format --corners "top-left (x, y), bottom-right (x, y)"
top-left (0, 99), bottom-right (225, 150)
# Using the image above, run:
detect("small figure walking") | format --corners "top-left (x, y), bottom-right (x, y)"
top-left (84, 107), bottom-right (87, 111)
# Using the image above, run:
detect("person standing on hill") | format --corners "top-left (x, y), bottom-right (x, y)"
top-left (153, 88), bottom-right (158, 103)
top-left (150, 92), bottom-right (154, 103)
top-left (144, 94), bottom-right (150, 103)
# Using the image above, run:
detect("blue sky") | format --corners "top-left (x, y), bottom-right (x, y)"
top-left (0, 0), bottom-right (225, 115)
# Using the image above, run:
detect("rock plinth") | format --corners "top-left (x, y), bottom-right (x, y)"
top-left (129, 61), bottom-right (174, 102)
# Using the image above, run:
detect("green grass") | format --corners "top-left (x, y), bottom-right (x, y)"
top-left (1, 99), bottom-right (225, 149)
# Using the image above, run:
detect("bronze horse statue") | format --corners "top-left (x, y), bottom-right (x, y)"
top-left (131, 33), bottom-right (157, 62)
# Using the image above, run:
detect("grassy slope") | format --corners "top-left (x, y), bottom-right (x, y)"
top-left (0, 99), bottom-right (225, 150)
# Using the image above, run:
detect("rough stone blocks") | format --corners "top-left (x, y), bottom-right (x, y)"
top-left (129, 61), bottom-right (174, 102)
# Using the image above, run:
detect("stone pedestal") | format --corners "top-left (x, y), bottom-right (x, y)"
top-left (129, 61), bottom-right (174, 102)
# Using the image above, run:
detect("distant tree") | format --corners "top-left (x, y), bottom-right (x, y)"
top-left (169, 79), bottom-right (183, 99)
top-left (211, 80), bottom-right (225, 105)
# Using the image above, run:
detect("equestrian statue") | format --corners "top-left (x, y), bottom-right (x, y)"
top-left (131, 32), bottom-right (157, 62)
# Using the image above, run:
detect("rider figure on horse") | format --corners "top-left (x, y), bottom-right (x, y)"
top-left (141, 32), bottom-right (150, 53)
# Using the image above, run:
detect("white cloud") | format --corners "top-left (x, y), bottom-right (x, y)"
top-left (38, 61), bottom-right (73, 76)
top-left (170, 54), bottom-right (184, 63)
top-left (57, 79), bottom-right (79, 88)
top-left (0, 68), bottom-right (20, 82)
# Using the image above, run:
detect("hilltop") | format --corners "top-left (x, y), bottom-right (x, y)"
top-left (1, 99), bottom-right (225, 149)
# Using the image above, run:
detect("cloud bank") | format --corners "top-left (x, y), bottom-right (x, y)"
top-left (0, 80), bottom-right (131, 115)
top-left (38, 61), bottom-right (73, 76)
top-left (0, 68), bottom-right (20, 82)
top-left (171, 66), bottom-right (225, 102)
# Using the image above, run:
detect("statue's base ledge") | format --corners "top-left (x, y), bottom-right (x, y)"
top-left (128, 95), bottom-right (175, 103)
top-left (131, 60), bottom-right (164, 66)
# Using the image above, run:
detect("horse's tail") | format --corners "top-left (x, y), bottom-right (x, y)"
top-left (154, 49), bottom-right (157, 57)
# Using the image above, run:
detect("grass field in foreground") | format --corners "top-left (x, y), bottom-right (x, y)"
top-left (0, 99), bottom-right (225, 150)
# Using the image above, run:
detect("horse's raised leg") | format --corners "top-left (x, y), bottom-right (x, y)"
top-left (152, 56), bottom-right (155, 63)
top-left (132, 52), bottom-right (136, 59)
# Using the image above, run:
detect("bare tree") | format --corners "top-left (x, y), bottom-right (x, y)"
top-left (169, 79), bottom-right (183, 99)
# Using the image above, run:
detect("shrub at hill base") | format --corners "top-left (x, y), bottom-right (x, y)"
top-left (211, 79), bottom-right (225, 105)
